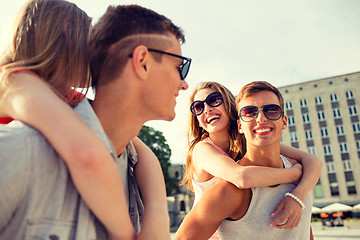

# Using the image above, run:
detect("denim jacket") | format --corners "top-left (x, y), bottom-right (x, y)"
top-left (0, 99), bottom-right (143, 239)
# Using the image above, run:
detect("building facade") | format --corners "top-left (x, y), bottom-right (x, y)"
top-left (279, 72), bottom-right (360, 207)
top-left (167, 164), bottom-right (194, 228)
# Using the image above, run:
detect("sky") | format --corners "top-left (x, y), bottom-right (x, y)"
top-left (1, 0), bottom-right (359, 164)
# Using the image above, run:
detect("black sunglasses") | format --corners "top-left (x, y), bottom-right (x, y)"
top-left (190, 92), bottom-right (223, 116)
top-left (239, 104), bottom-right (283, 122)
top-left (129, 48), bottom-right (192, 80)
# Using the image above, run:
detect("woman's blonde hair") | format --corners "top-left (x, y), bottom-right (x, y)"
top-left (0, 0), bottom-right (91, 105)
top-left (181, 82), bottom-right (246, 190)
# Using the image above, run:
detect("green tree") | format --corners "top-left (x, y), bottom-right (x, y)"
top-left (137, 125), bottom-right (178, 195)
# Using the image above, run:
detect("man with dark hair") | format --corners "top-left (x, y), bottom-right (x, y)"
top-left (88, 4), bottom-right (191, 239)
top-left (175, 81), bottom-right (313, 240)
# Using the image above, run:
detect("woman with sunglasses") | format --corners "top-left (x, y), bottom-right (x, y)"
top-left (181, 81), bottom-right (322, 238)
top-left (0, 1), bottom-right (168, 238)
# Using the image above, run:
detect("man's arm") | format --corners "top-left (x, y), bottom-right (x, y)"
top-left (174, 179), bottom-right (247, 240)
top-left (132, 137), bottom-right (170, 240)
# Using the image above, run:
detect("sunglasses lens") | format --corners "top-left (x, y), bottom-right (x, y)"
top-left (180, 60), bottom-right (191, 80)
top-left (191, 101), bottom-right (204, 115)
top-left (263, 104), bottom-right (282, 120)
top-left (207, 93), bottom-right (223, 107)
top-left (240, 106), bottom-right (258, 121)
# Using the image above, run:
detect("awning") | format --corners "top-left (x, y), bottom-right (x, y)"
top-left (321, 203), bottom-right (352, 213)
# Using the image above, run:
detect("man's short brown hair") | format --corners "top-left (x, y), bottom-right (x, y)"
top-left (89, 5), bottom-right (185, 88)
top-left (236, 81), bottom-right (284, 111)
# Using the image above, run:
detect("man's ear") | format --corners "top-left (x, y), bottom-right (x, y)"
top-left (237, 119), bottom-right (244, 134)
top-left (282, 115), bottom-right (288, 130)
top-left (131, 45), bottom-right (151, 80)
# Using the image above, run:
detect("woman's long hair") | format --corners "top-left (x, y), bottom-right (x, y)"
top-left (0, 0), bottom-right (91, 105)
top-left (181, 82), bottom-right (246, 190)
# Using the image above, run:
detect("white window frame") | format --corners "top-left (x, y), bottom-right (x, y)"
top-left (343, 160), bottom-right (352, 171)
top-left (333, 108), bottom-right (341, 119)
top-left (285, 101), bottom-right (293, 110)
top-left (305, 130), bottom-right (313, 140)
top-left (327, 162), bottom-right (335, 173)
top-left (349, 106), bottom-right (358, 116)
top-left (320, 127), bottom-right (329, 138)
top-left (346, 90), bottom-right (354, 100)
top-left (318, 111), bottom-right (326, 121)
top-left (315, 96), bottom-right (322, 105)
top-left (330, 93), bottom-right (338, 102)
top-left (300, 99), bottom-right (308, 107)
top-left (353, 123), bottom-right (360, 133)
top-left (288, 116), bottom-right (295, 126)
top-left (302, 113), bottom-right (310, 123)
top-left (339, 143), bottom-right (348, 153)
top-left (324, 144), bottom-right (332, 155)
top-left (290, 132), bottom-right (298, 142)
top-left (336, 125), bottom-right (344, 136)
top-left (307, 146), bottom-right (316, 155)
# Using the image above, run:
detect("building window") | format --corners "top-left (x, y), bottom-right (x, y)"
top-left (285, 101), bottom-right (293, 110)
top-left (349, 106), bottom-right (358, 116)
top-left (324, 145), bottom-right (332, 155)
top-left (333, 108), bottom-right (341, 119)
top-left (356, 141), bottom-right (360, 150)
top-left (308, 146), bottom-right (316, 155)
top-left (288, 116), bottom-right (295, 126)
top-left (305, 130), bottom-right (313, 140)
top-left (318, 111), bottom-right (326, 121)
top-left (315, 96), bottom-right (322, 105)
top-left (340, 143), bottom-right (348, 153)
top-left (327, 162), bottom-right (335, 173)
top-left (343, 160), bottom-right (352, 171)
top-left (348, 186), bottom-right (357, 195)
top-left (290, 132), bottom-right (298, 143)
top-left (353, 123), bottom-right (360, 133)
top-left (330, 93), bottom-right (338, 102)
top-left (300, 99), bottom-right (308, 107)
top-left (180, 201), bottom-right (186, 212)
top-left (336, 125), bottom-right (344, 136)
top-left (346, 90), bottom-right (354, 99)
top-left (302, 113), bottom-right (310, 123)
top-left (320, 127), bottom-right (328, 138)
top-left (330, 183), bottom-right (340, 196)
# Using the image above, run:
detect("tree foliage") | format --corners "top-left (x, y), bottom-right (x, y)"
top-left (137, 125), bottom-right (178, 195)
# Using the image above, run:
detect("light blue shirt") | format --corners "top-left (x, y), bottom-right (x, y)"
top-left (0, 99), bottom-right (140, 239)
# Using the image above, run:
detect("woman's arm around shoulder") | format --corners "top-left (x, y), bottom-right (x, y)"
top-left (193, 141), bottom-right (302, 188)
top-left (0, 72), bottom-right (136, 240)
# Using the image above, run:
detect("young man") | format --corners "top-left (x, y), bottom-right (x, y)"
top-left (175, 81), bottom-right (313, 240)
top-left (89, 4), bottom-right (190, 239)
top-left (0, 5), bottom-right (190, 240)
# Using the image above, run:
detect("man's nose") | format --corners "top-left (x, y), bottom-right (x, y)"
top-left (180, 80), bottom-right (189, 90)
top-left (255, 110), bottom-right (267, 123)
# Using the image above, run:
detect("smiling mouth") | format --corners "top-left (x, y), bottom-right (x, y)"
top-left (254, 128), bottom-right (271, 133)
top-left (207, 115), bottom-right (220, 124)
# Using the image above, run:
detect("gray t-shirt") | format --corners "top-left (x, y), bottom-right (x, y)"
top-left (218, 155), bottom-right (313, 240)
top-left (0, 99), bottom-right (135, 239)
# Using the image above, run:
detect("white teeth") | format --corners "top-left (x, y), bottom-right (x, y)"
top-left (207, 116), bottom-right (219, 123)
top-left (255, 128), bottom-right (270, 133)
